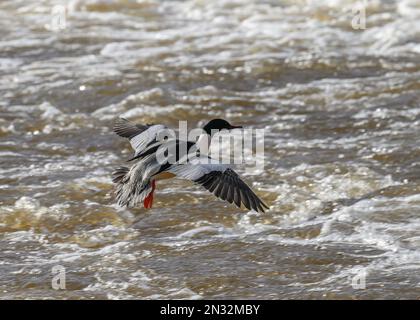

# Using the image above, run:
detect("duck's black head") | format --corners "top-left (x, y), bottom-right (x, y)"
top-left (202, 119), bottom-right (242, 135)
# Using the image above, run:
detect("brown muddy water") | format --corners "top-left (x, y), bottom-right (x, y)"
top-left (1, 0), bottom-right (420, 299)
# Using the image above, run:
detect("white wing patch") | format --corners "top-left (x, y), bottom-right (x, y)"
top-left (169, 158), bottom-right (230, 181)
top-left (130, 124), bottom-right (167, 154)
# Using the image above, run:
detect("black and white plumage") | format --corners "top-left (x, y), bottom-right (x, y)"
top-left (112, 118), bottom-right (269, 213)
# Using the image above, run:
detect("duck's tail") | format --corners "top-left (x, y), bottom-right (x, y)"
top-left (112, 165), bottom-right (154, 208)
top-left (112, 153), bottom-right (161, 208)
top-left (112, 166), bottom-right (129, 184)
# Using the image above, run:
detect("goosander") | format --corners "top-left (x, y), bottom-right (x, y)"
top-left (112, 118), bottom-right (269, 213)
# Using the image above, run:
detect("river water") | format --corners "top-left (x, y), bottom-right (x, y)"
top-left (1, 0), bottom-right (420, 299)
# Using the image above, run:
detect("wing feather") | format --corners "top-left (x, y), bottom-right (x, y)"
top-left (113, 117), bottom-right (148, 139)
top-left (171, 163), bottom-right (268, 213)
top-left (113, 117), bottom-right (167, 157)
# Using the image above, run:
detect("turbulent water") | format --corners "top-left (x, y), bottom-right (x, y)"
top-left (1, 0), bottom-right (420, 299)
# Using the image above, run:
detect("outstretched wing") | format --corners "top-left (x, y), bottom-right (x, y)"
top-left (169, 162), bottom-right (269, 213)
top-left (113, 117), bottom-right (167, 158)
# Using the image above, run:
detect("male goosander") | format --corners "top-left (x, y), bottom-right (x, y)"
top-left (112, 118), bottom-right (269, 213)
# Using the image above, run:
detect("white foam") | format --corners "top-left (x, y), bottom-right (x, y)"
top-left (38, 101), bottom-right (62, 119)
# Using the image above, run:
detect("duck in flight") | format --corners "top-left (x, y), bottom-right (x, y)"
top-left (112, 118), bottom-right (269, 213)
